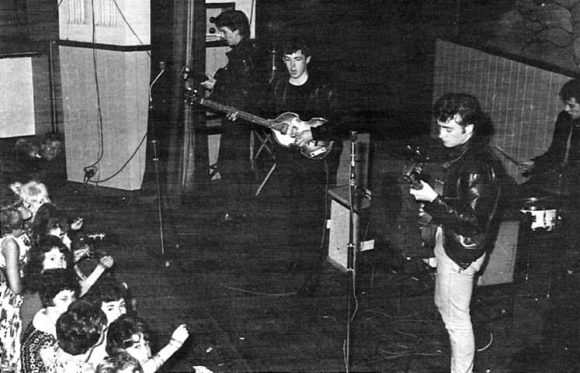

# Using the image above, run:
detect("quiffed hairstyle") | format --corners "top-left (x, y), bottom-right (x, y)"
top-left (214, 10), bottom-right (250, 39)
top-left (56, 300), bottom-right (107, 356)
top-left (559, 79), bottom-right (580, 102)
top-left (433, 93), bottom-right (482, 127)
top-left (39, 268), bottom-right (80, 307)
top-left (106, 314), bottom-right (151, 356)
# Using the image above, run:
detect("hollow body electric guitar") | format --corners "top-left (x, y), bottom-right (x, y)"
top-left (185, 88), bottom-right (333, 160)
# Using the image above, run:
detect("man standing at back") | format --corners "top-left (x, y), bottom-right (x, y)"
top-left (202, 10), bottom-right (263, 224)
top-left (410, 93), bottom-right (502, 373)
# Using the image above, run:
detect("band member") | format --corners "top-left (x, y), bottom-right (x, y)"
top-left (519, 79), bottom-right (580, 251)
top-left (267, 37), bottom-right (348, 295)
top-left (410, 93), bottom-right (502, 373)
top-left (201, 10), bottom-right (265, 224)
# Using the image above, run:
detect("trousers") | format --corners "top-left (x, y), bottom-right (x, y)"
top-left (434, 229), bottom-right (485, 373)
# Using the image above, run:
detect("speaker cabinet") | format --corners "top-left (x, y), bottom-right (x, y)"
top-left (327, 185), bottom-right (373, 272)
top-left (477, 219), bottom-right (520, 286)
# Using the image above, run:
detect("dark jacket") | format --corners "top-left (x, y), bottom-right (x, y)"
top-left (532, 110), bottom-right (580, 172)
top-left (423, 139), bottom-right (502, 268)
top-left (270, 73), bottom-right (349, 143)
top-left (211, 39), bottom-right (263, 113)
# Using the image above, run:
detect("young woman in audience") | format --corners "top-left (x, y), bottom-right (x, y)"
top-left (41, 299), bottom-right (108, 373)
top-left (85, 276), bottom-right (130, 366)
top-left (11, 180), bottom-right (83, 242)
top-left (106, 314), bottom-right (190, 373)
top-left (21, 268), bottom-right (80, 373)
top-left (0, 203), bottom-right (32, 370)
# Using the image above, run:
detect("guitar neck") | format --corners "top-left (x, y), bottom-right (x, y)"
top-left (200, 98), bottom-right (282, 131)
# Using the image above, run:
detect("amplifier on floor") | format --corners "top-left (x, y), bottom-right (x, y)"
top-left (327, 185), bottom-right (373, 272)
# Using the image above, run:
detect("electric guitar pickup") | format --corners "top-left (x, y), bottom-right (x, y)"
top-left (184, 88), bottom-right (334, 160)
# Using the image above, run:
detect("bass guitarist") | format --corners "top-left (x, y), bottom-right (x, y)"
top-left (266, 37), bottom-right (349, 296)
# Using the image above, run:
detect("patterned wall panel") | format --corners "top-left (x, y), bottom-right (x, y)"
top-left (433, 39), bottom-right (573, 184)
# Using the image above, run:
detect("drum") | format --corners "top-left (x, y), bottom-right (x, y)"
top-left (520, 197), bottom-right (558, 232)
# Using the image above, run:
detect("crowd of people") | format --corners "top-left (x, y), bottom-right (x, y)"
top-left (0, 179), bottom-right (192, 372)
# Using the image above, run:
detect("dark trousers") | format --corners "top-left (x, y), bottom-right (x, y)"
top-left (217, 120), bottom-right (254, 214)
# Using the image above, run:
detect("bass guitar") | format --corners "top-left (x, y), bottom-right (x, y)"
top-left (184, 88), bottom-right (334, 160)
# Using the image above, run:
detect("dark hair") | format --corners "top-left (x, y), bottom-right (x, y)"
top-left (214, 10), bottom-right (250, 39)
top-left (433, 93), bottom-right (482, 126)
top-left (26, 235), bottom-right (73, 291)
top-left (96, 350), bottom-right (143, 373)
top-left (280, 37), bottom-right (311, 58)
top-left (0, 204), bottom-right (25, 233)
top-left (39, 268), bottom-right (80, 307)
top-left (56, 300), bottom-right (107, 355)
top-left (44, 217), bottom-right (69, 236)
top-left (106, 314), bottom-right (150, 356)
top-left (43, 132), bottom-right (63, 144)
top-left (560, 79), bottom-right (580, 102)
top-left (85, 276), bottom-right (128, 306)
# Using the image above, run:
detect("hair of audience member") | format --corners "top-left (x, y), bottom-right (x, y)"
top-left (26, 235), bottom-right (74, 292)
top-left (106, 314), bottom-right (151, 356)
top-left (214, 9), bottom-right (250, 39)
top-left (0, 204), bottom-right (26, 234)
top-left (96, 350), bottom-right (143, 373)
top-left (39, 268), bottom-right (80, 308)
top-left (44, 217), bottom-right (70, 236)
top-left (19, 180), bottom-right (51, 206)
top-left (43, 131), bottom-right (63, 145)
top-left (86, 276), bottom-right (128, 305)
top-left (56, 299), bottom-right (107, 356)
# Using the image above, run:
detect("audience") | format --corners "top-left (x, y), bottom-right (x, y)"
top-left (0, 152), bottom-right (197, 371)
top-left (21, 269), bottom-right (80, 373)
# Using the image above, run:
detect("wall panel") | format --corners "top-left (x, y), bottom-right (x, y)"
top-left (433, 39), bottom-right (573, 183)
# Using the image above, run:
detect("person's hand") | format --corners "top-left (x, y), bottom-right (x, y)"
top-left (519, 160), bottom-right (535, 175)
top-left (70, 217), bottom-right (84, 231)
top-left (409, 180), bottom-right (438, 202)
top-left (295, 129), bottom-right (313, 147)
top-left (200, 77), bottom-right (216, 91)
top-left (73, 246), bottom-right (91, 263)
top-left (169, 324), bottom-right (189, 347)
top-left (98, 255), bottom-right (114, 269)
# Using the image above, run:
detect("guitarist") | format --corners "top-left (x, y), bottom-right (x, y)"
top-left (410, 93), bottom-right (503, 373)
top-left (267, 37), bottom-right (349, 296)
top-left (201, 10), bottom-right (267, 224)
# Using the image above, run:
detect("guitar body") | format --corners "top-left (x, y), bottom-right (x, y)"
top-left (184, 88), bottom-right (333, 160)
top-left (268, 112), bottom-right (334, 160)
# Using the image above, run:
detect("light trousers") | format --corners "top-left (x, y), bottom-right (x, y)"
top-left (434, 229), bottom-right (485, 373)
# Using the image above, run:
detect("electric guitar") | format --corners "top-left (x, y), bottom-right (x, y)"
top-left (184, 88), bottom-right (334, 160)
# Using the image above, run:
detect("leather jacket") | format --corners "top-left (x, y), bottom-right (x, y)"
top-left (423, 139), bottom-right (502, 268)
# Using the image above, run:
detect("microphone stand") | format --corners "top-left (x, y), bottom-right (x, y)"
top-left (344, 130), bottom-right (358, 372)
top-left (149, 62), bottom-right (168, 260)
